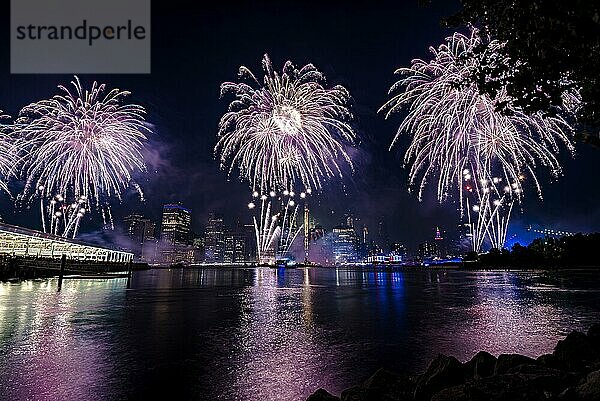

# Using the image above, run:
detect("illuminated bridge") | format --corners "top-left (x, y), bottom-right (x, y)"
top-left (526, 225), bottom-right (576, 238)
top-left (0, 222), bottom-right (133, 263)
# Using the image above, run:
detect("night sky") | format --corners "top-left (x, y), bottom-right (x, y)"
top-left (0, 0), bottom-right (599, 250)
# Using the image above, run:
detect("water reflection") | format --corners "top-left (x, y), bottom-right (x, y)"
top-left (226, 268), bottom-right (324, 400)
top-left (0, 268), bottom-right (598, 401)
top-left (0, 279), bottom-right (125, 401)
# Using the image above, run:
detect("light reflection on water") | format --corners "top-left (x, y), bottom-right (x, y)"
top-left (0, 268), bottom-right (599, 401)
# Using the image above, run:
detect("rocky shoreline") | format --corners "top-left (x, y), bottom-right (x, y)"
top-left (307, 324), bottom-right (600, 401)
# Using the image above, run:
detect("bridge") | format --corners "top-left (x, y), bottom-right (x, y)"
top-left (526, 225), bottom-right (576, 239)
top-left (0, 222), bottom-right (133, 263)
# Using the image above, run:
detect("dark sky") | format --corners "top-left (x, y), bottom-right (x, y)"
top-left (0, 0), bottom-right (599, 251)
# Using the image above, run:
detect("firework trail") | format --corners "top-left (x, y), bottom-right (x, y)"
top-left (14, 76), bottom-right (150, 237)
top-left (249, 189), bottom-right (307, 263)
top-left (217, 55), bottom-right (356, 263)
top-left (380, 30), bottom-right (577, 251)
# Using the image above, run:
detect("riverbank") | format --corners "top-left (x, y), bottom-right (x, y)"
top-left (307, 324), bottom-right (600, 401)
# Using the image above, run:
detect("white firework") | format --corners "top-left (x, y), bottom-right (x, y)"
top-left (380, 30), bottom-right (577, 251)
top-left (216, 54), bottom-right (356, 193)
top-left (14, 76), bottom-right (151, 237)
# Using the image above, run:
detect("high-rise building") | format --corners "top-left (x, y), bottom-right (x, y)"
top-left (224, 230), bottom-right (246, 264)
top-left (159, 204), bottom-right (193, 264)
top-left (204, 213), bottom-right (224, 263)
top-left (304, 204), bottom-right (310, 259)
top-left (123, 214), bottom-right (145, 257)
top-left (377, 218), bottom-right (389, 253)
top-left (243, 223), bottom-right (257, 262)
top-left (435, 227), bottom-right (444, 241)
top-left (160, 204), bottom-right (192, 245)
top-left (141, 219), bottom-right (157, 263)
top-left (123, 214), bottom-right (156, 260)
top-left (433, 226), bottom-right (447, 257)
top-left (391, 243), bottom-right (407, 257)
top-left (332, 225), bottom-right (357, 264)
top-left (192, 237), bottom-right (204, 263)
top-left (418, 241), bottom-right (437, 260)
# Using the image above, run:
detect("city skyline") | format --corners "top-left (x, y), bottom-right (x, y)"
top-left (119, 201), bottom-right (499, 265)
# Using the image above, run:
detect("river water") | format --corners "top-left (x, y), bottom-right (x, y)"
top-left (1, 267), bottom-right (599, 401)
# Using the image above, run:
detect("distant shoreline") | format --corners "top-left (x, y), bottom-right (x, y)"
top-left (147, 263), bottom-right (600, 272)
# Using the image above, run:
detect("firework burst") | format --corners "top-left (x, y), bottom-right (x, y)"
top-left (380, 30), bottom-right (577, 251)
top-left (0, 113), bottom-right (17, 196)
top-left (14, 76), bottom-right (151, 237)
top-left (216, 54), bottom-right (356, 193)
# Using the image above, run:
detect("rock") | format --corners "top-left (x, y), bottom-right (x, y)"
top-left (588, 324), bottom-right (600, 365)
top-left (536, 353), bottom-right (559, 368)
top-left (575, 370), bottom-right (600, 401)
top-left (467, 374), bottom-right (546, 401)
top-left (464, 351), bottom-right (497, 379)
top-left (414, 354), bottom-right (465, 400)
top-left (587, 324), bottom-right (600, 340)
top-left (340, 386), bottom-right (371, 401)
top-left (307, 389), bottom-right (340, 401)
top-left (553, 330), bottom-right (596, 371)
top-left (363, 368), bottom-right (415, 400)
top-left (557, 386), bottom-right (577, 401)
top-left (363, 368), bottom-right (401, 389)
top-left (338, 370), bottom-right (415, 401)
top-left (431, 385), bottom-right (468, 401)
top-left (494, 354), bottom-right (537, 375)
top-left (506, 363), bottom-right (570, 394)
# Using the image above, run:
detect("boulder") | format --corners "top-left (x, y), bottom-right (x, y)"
top-left (464, 351), bottom-right (497, 379)
top-left (340, 386), bottom-right (371, 401)
top-left (587, 324), bottom-right (600, 365)
top-left (307, 389), bottom-right (341, 401)
top-left (338, 370), bottom-right (415, 401)
top-left (536, 353), bottom-right (559, 368)
top-left (506, 363), bottom-right (570, 394)
top-left (553, 330), bottom-right (596, 371)
top-left (414, 354), bottom-right (464, 400)
top-left (466, 374), bottom-right (546, 401)
top-left (557, 386), bottom-right (577, 401)
top-left (431, 385), bottom-right (469, 401)
top-left (587, 324), bottom-right (600, 341)
top-left (494, 354), bottom-right (537, 375)
top-left (575, 369), bottom-right (600, 401)
top-left (363, 368), bottom-right (415, 400)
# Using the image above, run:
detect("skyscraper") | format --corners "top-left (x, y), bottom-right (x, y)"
top-left (390, 243), bottom-right (407, 257)
top-left (159, 204), bottom-right (192, 264)
top-left (332, 224), bottom-right (357, 264)
top-left (204, 213), bottom-right (224, 263)
top-left (123, 214), bottom-right (156, 260)
top-left (304, 204), bottom-right (310, 260)
top-left (160, 204), bottom-right (192, 245)
top-left (377, 218), bottom-right (389, 253)
top-left (243, 223), bottom-right (257, 262)
top-left (224, 230), bottom-right (246, 264)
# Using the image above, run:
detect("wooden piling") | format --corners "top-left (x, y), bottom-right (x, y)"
top-left (126, 261), bottom-right (133, 289)
top-left (57, 254), bottom-right (66, 292)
